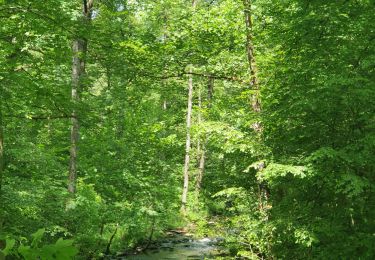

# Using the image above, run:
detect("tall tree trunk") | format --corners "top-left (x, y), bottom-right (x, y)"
top-left (0, 87), bottom-right (4, 198)
top-left (181, 0), bottom-right (197, 214)
top-left (0, 86), bottom-right (3, 230)
top-left (243, 0), bottom-right (261, 114)
top-left (68, 0), bottom-right (92, 193)
top-left (68, 39), bottom-right (83, 193)
top-left (196, 77), bottom-right (213, 193)
top-left (243, 0), bottom-right (268, 210)
top-left (207, 76), bottom-right (213, 104)
top-left (196, 146), bottom-right (205, 192)
top-left (161, 10), bottom-right (168, 111)
top-left (181, 67), bottom-right (194, 213)
top-left (196, 86), bottom-right (202, 163)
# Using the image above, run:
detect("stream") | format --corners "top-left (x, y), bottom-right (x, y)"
top-left (121, 232), bottom-right (230, 260)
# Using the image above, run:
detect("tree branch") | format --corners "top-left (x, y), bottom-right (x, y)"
top-left (4, 114), bottom-right (73, 120)
top-left (140, 71), bottom-right (249, 85)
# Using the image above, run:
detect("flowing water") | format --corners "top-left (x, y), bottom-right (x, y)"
top-left (122, 233), bottom-right (230, 260)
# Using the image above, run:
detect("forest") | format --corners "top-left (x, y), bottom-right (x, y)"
top-left (0, 0), bottom-right (374, 259)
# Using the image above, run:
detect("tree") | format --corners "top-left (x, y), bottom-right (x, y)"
top-left (69, 0), bottom-right (93, 193)
top-left (196, 77), bottom-right (213, 193)
top-left (0, 82), bottom-right (4, 204)
top-left (181, 0), bottom-right (198, 214)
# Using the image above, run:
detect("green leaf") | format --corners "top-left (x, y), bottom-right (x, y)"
top-left (258, 163), bottom-right (307, 182)
top-left (54, 238), bottom-right (78, 259)
top-left (39, 244), bottom-right (56, 259)
top-left (31, 228), bottom-right (45, 247)
top-left (18, 245), bottom-right (35, 260)
top-left (2, 238), bottom-right (15, 255)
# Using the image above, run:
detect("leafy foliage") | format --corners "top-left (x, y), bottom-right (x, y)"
top-left (0, 229), bottom-right (78, 259)
top-left (0, 0), bottom-right (373, 259)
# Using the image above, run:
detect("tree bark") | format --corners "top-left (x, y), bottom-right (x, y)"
top-left (196, 86), bottom-right (202, 162)
top-left (161, 10), bottom-right (168, 111)
top-left (243, 0), bottom-right (261, 116)
top-left (196, 147), bottom-right (205, 192)
top-left (181, 68), bottom-right (194, 213)
top-left (207, 76), bottom-right (213, 105)
top-left (181, 0), bottom-right (197, 214)
top-left (104, 225), bottom-right (118, 255)
top-left (0, 86), bottom-right (4, 198)
top-left (68, 0), bottom-right (92, 193)
top-left (68, 39), bottom-right (82, 193)
top-left (243, 0), bottom-right (268, 210)
top-left (196, 77), bottom-right (213, 193)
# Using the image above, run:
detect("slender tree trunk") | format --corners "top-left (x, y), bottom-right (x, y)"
top-left (243, 0), bottom-right (269, 210)
top-left (196, 86), bottom-right (202, 162)
top-left (181, 0), bottom-right (197, 214)
top-left (243, 0), bottom-right (258, 88)
top-left (207, 76), bottom-right (213, 104)
top-left (0, 87), bottom-right (3, 230)
top-left (68, 40), bottom-right (82, 193)
top-left (162, 100), bottom-right (167, 110)
top-left (243, 0), bottom-right (261, 115)
top-left (196, 77), bottom-right (213, 192)
top-left (0, 89), bottom-right (4, 198)
top-left (196, 147), bottom-right (205, 192)
top-left (68, 0), bottom-right (92, 193)
top-left (161, 11), bottom-right (168, 111)
top-left (181, 67), bottom-right (194, 213)
top-left (105, 225), bottom-right (118, 255)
